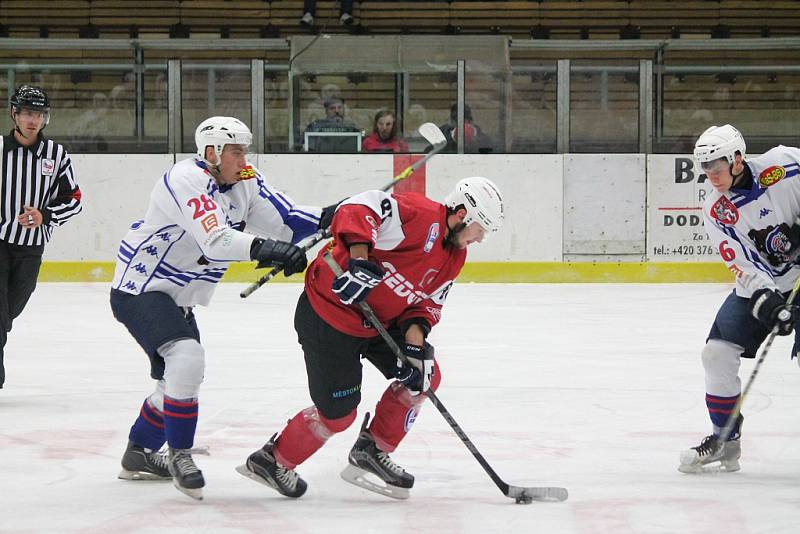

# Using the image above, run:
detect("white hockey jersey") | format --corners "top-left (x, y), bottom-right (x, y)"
top-left (112, 158), bottom-right (321, 306)
top-left (703, 145), bottom-right (800, 298)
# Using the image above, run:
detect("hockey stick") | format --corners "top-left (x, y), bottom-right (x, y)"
top-left (239, 122), bottom-right (448, 299)
top-left (717, 275), bottom-right (800, 444)
top-left (321, 252), bottom-right (568, 504)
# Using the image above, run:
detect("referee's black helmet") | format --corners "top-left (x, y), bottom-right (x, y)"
top-left (10, 85), bottom-right (50, 113)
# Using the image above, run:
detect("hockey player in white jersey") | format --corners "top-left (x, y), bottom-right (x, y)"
top-left (679, 124), bottom-right (800, 474)
top-left (110, 116), bottom-right (330, 499)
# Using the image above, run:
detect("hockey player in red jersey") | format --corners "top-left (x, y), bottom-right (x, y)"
top-left (237, 176), bottom-right (504, 499)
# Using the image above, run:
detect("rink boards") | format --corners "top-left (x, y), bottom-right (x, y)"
top-left (41, 153), bottom-right (731, 283)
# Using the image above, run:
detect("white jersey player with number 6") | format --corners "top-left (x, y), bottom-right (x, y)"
top-left (110, 116), bottom-right (330, 499)
top-left (679, 124), bottom-right (800, 474)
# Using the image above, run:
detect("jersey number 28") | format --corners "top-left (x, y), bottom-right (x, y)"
top-left (187, 195), bottom-right (218, 219)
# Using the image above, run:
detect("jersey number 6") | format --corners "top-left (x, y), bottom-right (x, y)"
top-left (187, 195), bottom-right (218, 219)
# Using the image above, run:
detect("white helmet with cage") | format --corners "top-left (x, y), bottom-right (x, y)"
top-left (444, 176), bottom-right (504, 234)
top-left (693, 124), bottom-right (746, 167)
top-left (194, 116), bottom-right (252, 162)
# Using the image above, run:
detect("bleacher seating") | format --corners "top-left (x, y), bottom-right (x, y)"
top-left (2, 1), bottom-right (800, 39)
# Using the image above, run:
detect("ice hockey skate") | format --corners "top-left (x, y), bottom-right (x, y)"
top-left (340, 414), bottom-right (414, 500)
top-left (118, 440), bottom-right (171, 481)
top-left (679, 415), bottom-right (743, 474)
top-left (236, 434), bottom-right (307, 498)
top-left (168, 447), bottom-right (206, 499)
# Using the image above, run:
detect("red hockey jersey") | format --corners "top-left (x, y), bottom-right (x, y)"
top-left (305, 190), bottom-right (467, 337)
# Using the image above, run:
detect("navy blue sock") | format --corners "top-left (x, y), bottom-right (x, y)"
top-left (129, 399), bottom-right (166, 451)
top-left (163, 396), bottom-right (199, 449)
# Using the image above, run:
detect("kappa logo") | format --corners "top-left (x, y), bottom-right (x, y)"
top-left (758, 165), bottom-right (786, 187)
top-left (423, 223), bottom-right (439, 253)
top-left (710, 196), bottom-right (739, 225)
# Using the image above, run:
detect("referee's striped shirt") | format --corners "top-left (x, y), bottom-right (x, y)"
top-left (0, 131), bottom-right (82, 246)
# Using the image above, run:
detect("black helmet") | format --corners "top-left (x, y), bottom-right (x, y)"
top-left (10, 85), bottom-right (50, 112)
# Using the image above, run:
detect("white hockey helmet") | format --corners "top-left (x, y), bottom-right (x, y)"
top-left (444, 176), bottom-right (504, 234)
top-left (195, 116), bottom-right (252, 161)
top-left (693, 124), bottom-right (746, 167)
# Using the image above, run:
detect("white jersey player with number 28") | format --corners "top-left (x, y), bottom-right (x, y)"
top-left (110, 116), bottom-right (329, 500)
top-left (680, 124), bottom-right (800, 475)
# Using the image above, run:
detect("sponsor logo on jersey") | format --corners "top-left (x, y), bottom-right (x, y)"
top-left (332, 384), bottom-right (361, 399)
top-left (365, 215), bottom-right (378, 228)
top-left (710, 196), bottom-right (739, 225)
top-left (758, 165), bottom-right (786, 187)
top-left (381, 261), bottom-right (428, 305)
top-left (425, 306), bottom-right (442, 322)
top-left (41, 158), bottom-right (55, 175)
top-left (423, 223), bottom-right (439, 253)
top-left (420, 268), bottom-right (439, 288)
top-left (237, 165), bottom-right (256, 181)
top-left (200, 213), bottom-right (219, 232)
top-left (403, 408), bottom-right (418, 432)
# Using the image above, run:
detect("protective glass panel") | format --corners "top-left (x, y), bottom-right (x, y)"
top-left (2, 66), bottom-right (167, 152)
top-left (658, 72), bottom-right (800, 153)
top-left (509, 67), bottom-right (557, 153)
top-left (404, 74), bottom-right (456, 153)
top-left (181, 62), bottom-right (251, 153)
top-left (570, 65), bottom-right (639, 153)
top-left (264, 70), bottom-right (289, 152)
top-left (293, 73), bottom-right (396, 152)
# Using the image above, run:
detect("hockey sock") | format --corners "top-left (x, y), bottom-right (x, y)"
top-left (369, 362), bottom-right (441, 453)
top-left (706, 393), bottom-right (740, 438)
top-left (129, 398), bottom-right (166, 451)
top-left (274, 406), bottom-right (356, 468)
top-left (163, 396), bottom-right (199, 449)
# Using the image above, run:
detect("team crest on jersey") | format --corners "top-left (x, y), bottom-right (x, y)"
top-left (423, 223), bottom-right (440, 253)
top-left (41, 158), bottom-right (55, 175)
top-left (758, 165), bottom-right (786, 187)
top-left (710, 196), bottom-right (739, 225)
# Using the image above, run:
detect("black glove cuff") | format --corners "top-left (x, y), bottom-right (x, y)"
top-left (400, 317), bottom-right (431, 338)
top-left (249, 238), bottom-right (265, 260)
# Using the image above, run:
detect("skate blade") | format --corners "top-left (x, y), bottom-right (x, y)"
top-left (678, 460), bottom-right (741, 474)
top-left (118, 469), bottom-right (171, 481)
top-left (235, 463), bottom-right (280, 491)
top-left (340, 464), bottom-right (409, 500)
top-left (172, 480), bottom-right (203, 500)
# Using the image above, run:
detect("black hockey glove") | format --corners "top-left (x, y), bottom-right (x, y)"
top-left (331, 258), bottom-right (384, 305)
top-left (395, 342), bottom-right (435, 394)
top-left (250, 238), bottom-right (307, 277)
top-left (318, 200), bottom-right (344, 231)
top-left (748, 223), bottom-right (800, 266)
top-left (749, 288), bottom-right (798, 336)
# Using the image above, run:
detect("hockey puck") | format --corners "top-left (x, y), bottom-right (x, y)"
top-left (515, 494), bottom-right (533, 504)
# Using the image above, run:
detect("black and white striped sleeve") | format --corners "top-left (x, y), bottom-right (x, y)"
top-left (45, 148), bottom-right (82, 227)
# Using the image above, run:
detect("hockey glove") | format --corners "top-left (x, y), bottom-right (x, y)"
top-left (748, 223), bottom-right (800, 266)
top-left (331, 258), bottom-right (384, 305)
top-left (250, 238), bottom-right (308, 277)
top-left (318, 200), bottom-right (343, 231)
top-left (749, 288), bottom-right (797, 336)
top-left (395, 342), bottom-right (435, 395)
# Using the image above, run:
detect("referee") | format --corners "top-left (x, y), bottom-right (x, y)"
top-left (0, 85), bottom-right (82, 388)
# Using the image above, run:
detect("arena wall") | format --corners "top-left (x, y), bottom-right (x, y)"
top-left (40, 153), bottom-right (732, 283)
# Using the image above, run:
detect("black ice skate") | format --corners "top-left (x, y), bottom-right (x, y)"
top-left (168, 447), bottom-right (206, 500)
top-left (679, 415), bottom-right (743, 474)
top-left (118, 440), bottom-right (171, 481)
top-left (235, 434), bottom-right (307, 498)
top-left (340, 413), bottom-right (414, 500)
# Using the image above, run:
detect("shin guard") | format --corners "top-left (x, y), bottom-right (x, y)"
top-left (274, 406), bottom-right (356, 468)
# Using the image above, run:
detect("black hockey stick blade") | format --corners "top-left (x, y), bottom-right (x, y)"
top-left (506, 484), bottom-right (569, 504)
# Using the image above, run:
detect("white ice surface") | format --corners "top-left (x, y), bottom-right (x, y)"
top-left (2, 283), bottom-right (800, 534)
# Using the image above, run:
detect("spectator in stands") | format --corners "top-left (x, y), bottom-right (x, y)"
top-left (362, 110), bottom-right (408, 153)
top-left (301, 0), bottom-right (354, 26)
top-left (301, 96), bottom-right (362, 152)
top-left (436, 103), bottom-right (495, 154)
